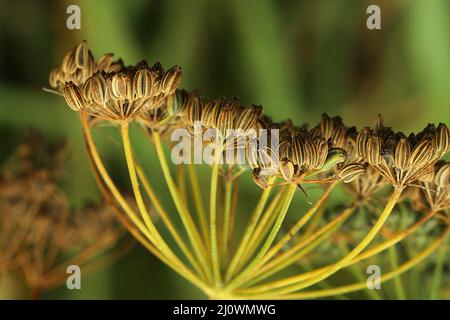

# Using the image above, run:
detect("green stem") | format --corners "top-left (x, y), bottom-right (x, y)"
top-left (388, 245), bottom-right (407, 299)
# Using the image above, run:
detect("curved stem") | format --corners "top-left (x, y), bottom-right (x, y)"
top-left (152, 131), bottom-right (211, 282)
top-left (210, 161), bottom-right (221, 285)
top-left (225, 184), bottom-right (297, 291)
top-left (260, 182), bottom-right (337, 266)
top-left (135, 161), bottom-right (206, 279)
top-left (250, 228), bottom-right (449, 299)
top-left (225, 178), bottom-right (275, 281)
top-left (188, 164), bottom-right (209, 246)
top-left (263, 186), bottom-right (404, 295)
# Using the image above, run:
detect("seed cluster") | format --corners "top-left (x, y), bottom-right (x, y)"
top-left (0, 131), bottom-right (124, 289)
top-left (49, 42), bottom-right (449, 197)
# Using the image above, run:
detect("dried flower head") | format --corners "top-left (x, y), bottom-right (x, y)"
top-left (356, 115), bottom-right (449, 188)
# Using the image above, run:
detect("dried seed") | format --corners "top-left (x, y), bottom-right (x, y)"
top-left (133, 67), bottom-right (154, 99)
top-left (339, 164), bottom-right (366, 183)
top-left (110, 72), bottom-right (133, 101)
top-left (162, 66), bottom-right (182, 95)
top-left (63, 82), bottom-right (84, 111)
top-left (434, 123), bottom-right (450, 154)
top-left (280, 159), bottom-right (294, 181)
top-left (356, 128), bottom-right (371, 159)
top-left (435, 163), bottom-right (450, 188)
top-left (84, 72), bottom-right (108, 105)
top-left (252, 169), bottom-right (268, 189)
top-left (394, 138), bottom-right (411, 169)
top-left (235, 105), bottom-right (262, 132)
top-left (74, 41), bottom-right (88, 68)
top-left (409, 139), bottom-right (433, 168)
top-left (367, 136), bottom-right (382, 165)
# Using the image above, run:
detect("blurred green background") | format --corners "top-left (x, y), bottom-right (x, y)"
top-left (0, 0), bottom-right (449, 299)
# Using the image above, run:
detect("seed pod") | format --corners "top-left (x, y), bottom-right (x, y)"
top-left (367, 136), bottom-right (382, 165)
top-left (162, 66), bottom-right (182, 95)
top-left (166, 90), bottom-right (186, 116)
top-left (320, 113), bottom-right (333, 140)
top-left (356, 128), bottom-right (371, 159)
top-left (133, 67), bottom-right (154, 99)
top-left (246, 144), bottom-right (259, 169)
top-left (61, 50), bottom-right (77, 74)
top-left (258, 147), bottom-right (279, 171)
top-left (217, 102), bottom-right (236, 134)
top-left (410, 139), bottom-right (433, 168)
top-left (435, 163), bottom-right (450, 188)
top-left (394, 138), bottom-right (411, 169)
top-left (434, 123), bottom-right (450, 154)
top-left (74, 41), bottom-right (89, 68)
top-left (110, 72), bottom-right (133, 101)
top-left (235, 105), bottom-right (263, 132)
top-left (202, 99), bottom-right (223, 128)
top-left (252, 169), bottom-right (268, 189)
top-left (84, 72), bottom-right (108, 105)
top-left (149, 62), bottom-right (164, 95)
top-left (291, 136), bottom-right (306, 165)
top-left (314, 139), bottom-right (328, 168)
top-left (49, 67), bottom-right (60, 88)
top-left (96, 53), bottom-right (114, 71)
top-left (339, 164), bottom-right (366, 183)
top-left (332, 123), bottom-right (346, 148)
top-left (419, 165), bottom-right (435, 183)
top-left (63, 82), bottom-right (84, 111)
top-left (183, 94), bottom-right (203, 126)
top-left (280, 158), bottom-right (294, 181)
top-left (304, 139), bottom-right (318, 168)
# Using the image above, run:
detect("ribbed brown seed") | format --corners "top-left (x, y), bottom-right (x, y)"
top-left (420, 165), bottom-right (435, 183)
top-left (356, 128), bottom-right (371, 159)
top-left (304, 139), bottom-right (317, 167)
top-left (246, 144), bottom-right (259, 169)
top-left (235, 105), bottom-right (262, 132)
top-left (202, 99), bottom-right (222, 128)
top-left (149, 63), bottom-right (164, 96)
top-left (217, 101), bottom-right (237, 134)
top-left (165, 90), bottom-right (186, 116)
top-left (252, 169), bottom-right (268, 189)
top-left (162, 66), bottom-right (182, 95)
top-left (61, 51), bottom-right (76, 74)
top-left (84, 72), bottom-right (108, 106)
top-left (110, 72), bottom-right (133, 101)
top-left (333, 125), bottom-right (346, 148)
top-left (435, 163), bottom-right (450, 188)
top-left (394, 137), bottom-right (411, 169)
top-left (320, 114), bottom-right (333, 140)
top-left (367, 136), bottom-right (382, 165)
top-left (63, 82), bottom-right (84, 111)
top-left (291, 137), bottom-right (305, 165)
top-left (49, 67), bottom-right (60, 88)
top-left (74, 41), bottom-right (88, 68)
top-left (434, 123), bottom-right (450, 154)
top-left (409, 139), bottom-right (433, 168)
top-left (339, 163), bottom-right (366, 183)
top-left (280, 159), bottom-right (294, 181)
top-left (316, 140), bottom-right (329, 168)
top-left (133, 67), bottom-right (154, 99)
top-left (96, 53), bottom-right (114, 71)
top-left (183, 95), bottom-right (202, 125)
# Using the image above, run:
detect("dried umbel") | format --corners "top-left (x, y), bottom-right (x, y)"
top-left (49, 41), bottom-right (124, 91)
top-left (47, 42), bottom-right (450, 300)
top-left (0, 131), bottom-right (127, 298)
top-left (62, 62), bottom-right (182, 122)
top-left (410, 161), bottom-right (450, 213)
top-left (356, 116), bottom-right (449, 189)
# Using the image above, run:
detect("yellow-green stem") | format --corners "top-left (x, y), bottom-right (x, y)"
top-left (273, 186), bottom-right (404, 295)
